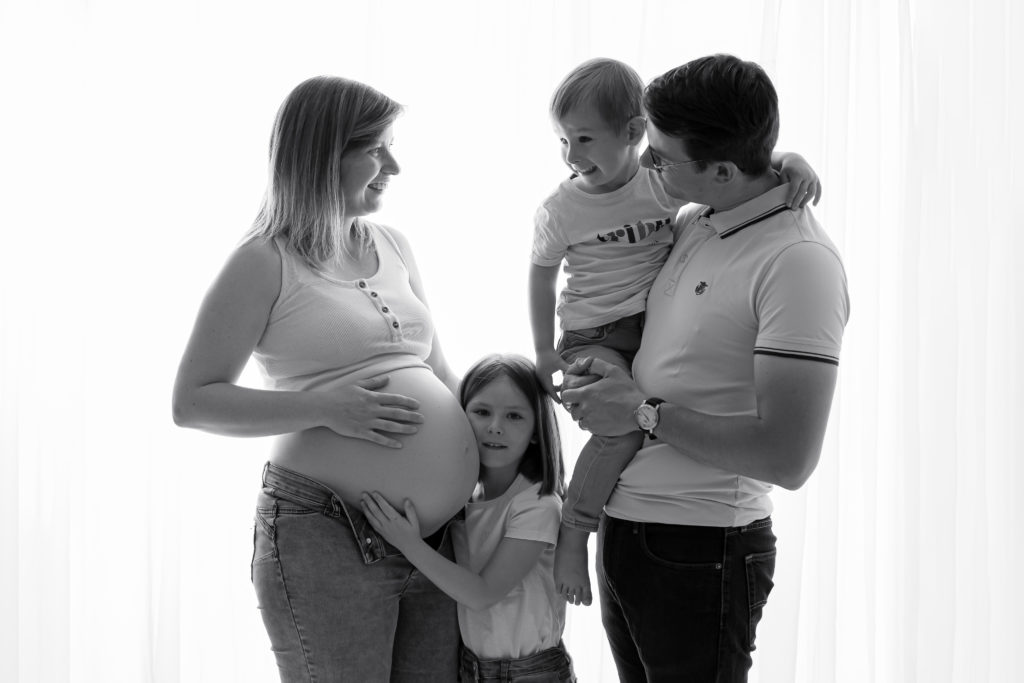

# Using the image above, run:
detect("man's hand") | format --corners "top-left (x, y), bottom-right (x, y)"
top-left (560, 357), bottom-right (646, 436)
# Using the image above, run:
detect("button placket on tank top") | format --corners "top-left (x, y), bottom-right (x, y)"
top-left (357, 279), bottom-right (403, 342)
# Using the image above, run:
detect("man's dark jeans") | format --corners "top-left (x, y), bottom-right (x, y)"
top-left (597, 515), bottom-right (777, 682)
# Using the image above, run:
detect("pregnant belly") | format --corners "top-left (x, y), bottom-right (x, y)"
top-left (270, 366), bottom-right (479, 535)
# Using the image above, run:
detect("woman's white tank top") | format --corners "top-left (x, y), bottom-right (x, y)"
top-left (252, 222), bottom-right (434, 391)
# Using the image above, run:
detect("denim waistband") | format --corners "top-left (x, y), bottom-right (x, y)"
top-left (260, 461), bottom-right (450, 565)
top-left (461, 641), bottom-right (571, 680)
top-left (606, 515), bottom-right (773, 537)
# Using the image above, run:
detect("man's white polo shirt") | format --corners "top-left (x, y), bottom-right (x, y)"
top-left (604, 182), bottom-right (850, 528)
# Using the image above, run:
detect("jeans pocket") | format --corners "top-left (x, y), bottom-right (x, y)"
top-left (250, 507), bottom-right (278, 580)
top-left (745, 549), bottom-right (777, 650)
top-left (571, 324), bottom-right (607, 341)
top-left (559, 324), bottom-right (609, 355)
top-left (251, 500), bottom-right (319, 578)
top-left (639, 524), bottom-right (723, 570)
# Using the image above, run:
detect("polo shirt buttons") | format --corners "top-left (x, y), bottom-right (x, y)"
top-left (358, 280), bottom-right (367, 288)
top-left (382, 306), bottom-right (389, 313)
top-left (392, 321), bottom-right (400, 329)
top-left (370, 291), bottom-right (378, 297)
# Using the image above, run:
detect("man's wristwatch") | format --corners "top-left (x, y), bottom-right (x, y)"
top-left (634, 398), bottom-right (666, 438)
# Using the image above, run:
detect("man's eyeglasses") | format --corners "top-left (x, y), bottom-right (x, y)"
top-left (645, 147), bottom-right (704, 173)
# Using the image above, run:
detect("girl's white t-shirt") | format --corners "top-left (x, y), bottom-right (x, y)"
top-left (451, 475), bottom-right (564, 660)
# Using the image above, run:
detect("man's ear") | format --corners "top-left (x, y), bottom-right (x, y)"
top-left (625, 116), bottom-right (647, 145)
top-left (713, 162), bottom-right (739, 184)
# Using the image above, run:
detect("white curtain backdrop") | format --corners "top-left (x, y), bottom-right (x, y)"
top-left (2, 1), bottom-right (1021, 681)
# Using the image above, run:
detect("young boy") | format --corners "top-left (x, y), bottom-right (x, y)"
top-left (530, 58), bottom-right (683, 606)
top-left (530, 57), bottom-right (820, 605)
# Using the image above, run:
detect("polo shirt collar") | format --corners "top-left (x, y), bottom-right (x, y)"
top-left (701, 182), bottom-right (793, 239)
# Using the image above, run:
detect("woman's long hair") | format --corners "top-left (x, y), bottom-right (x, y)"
top-left (246, 76), bottom-right (403, 269)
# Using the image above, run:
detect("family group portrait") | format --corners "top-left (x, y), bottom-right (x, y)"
top-left (2, 1), bottom-right (1020, 682)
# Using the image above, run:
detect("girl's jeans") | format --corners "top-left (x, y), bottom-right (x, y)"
top-left (459, 641), bottom-right (576, 682)
top-left (251, 462), bottom-right (459, 682)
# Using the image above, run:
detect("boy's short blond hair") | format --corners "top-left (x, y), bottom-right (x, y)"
top-left (550, 58), bottom-right (645, 133)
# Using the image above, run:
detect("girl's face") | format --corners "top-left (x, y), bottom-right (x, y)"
top-left (464, 375), bottom-right (537, 473)
top-left (339, 122), bottom-right (400, 220)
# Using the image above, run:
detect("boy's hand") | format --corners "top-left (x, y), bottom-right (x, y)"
top-left (778, 152), bottom-right (822, 208)
top-left (561, 356), bottom-right (602, 390)
top-left (360, 492), bottom-right (422, 552)
top-left (535, 348), bottom-right (570, 403)
top-left (561, 357), bottom-right (645, 436)
top-left (559, 356), bottom-right (605, 423)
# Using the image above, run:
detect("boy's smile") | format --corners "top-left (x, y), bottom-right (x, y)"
top-left (553, 107), bottom-right (642, 195)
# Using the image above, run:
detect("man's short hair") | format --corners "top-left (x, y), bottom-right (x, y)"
top-left (644, 54), bottom-right (779, 175)
top-left (550, 58), bottom-right (645, 133)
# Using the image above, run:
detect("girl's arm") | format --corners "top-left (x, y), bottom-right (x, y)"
top-left (770, 151), bottom-right (822, 208)
top-left (382, 225), bottom-right (460, 394)
top-left (362, 493), bottom-right (547, 611)
top-left (172, 239), bottom-right (423, 446)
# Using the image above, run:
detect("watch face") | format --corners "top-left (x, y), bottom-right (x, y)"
top-left (636, 403), bottom-right (659, 431)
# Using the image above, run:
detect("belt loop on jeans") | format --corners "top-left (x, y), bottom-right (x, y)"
top-left (500, 659), bottom-right (511, 682)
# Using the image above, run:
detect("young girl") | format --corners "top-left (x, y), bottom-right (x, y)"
top-left (362, 353), bottom-right (575, 682)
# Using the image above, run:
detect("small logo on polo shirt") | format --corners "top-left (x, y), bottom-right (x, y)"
top-left (695, 281), bottom-right (709, 295)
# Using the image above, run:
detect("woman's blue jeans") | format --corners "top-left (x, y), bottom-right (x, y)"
top-left (251, 462), bottom-right (459, 682)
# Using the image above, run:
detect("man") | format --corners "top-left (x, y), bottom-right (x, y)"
top-left (560, 54), bottom-right (849, 682)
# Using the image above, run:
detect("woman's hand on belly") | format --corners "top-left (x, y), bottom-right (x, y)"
top-left (317, 375), bottom-right (424, 448)
top-left (274, 367), bottom-right (479, 534)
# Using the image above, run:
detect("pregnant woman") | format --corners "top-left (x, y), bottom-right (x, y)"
top-left (172, 76), bottom-right (478, 681)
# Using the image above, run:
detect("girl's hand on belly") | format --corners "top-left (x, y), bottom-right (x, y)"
top-left (361, 492), bottom-right (422, 553)
top-left (318, 376), bottom-right (425, 448)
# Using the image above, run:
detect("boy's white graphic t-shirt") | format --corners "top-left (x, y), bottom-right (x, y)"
top-left (531, 168), bottom-right (687, 330)
top-left (452, 475), bottom-right (563, 660)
